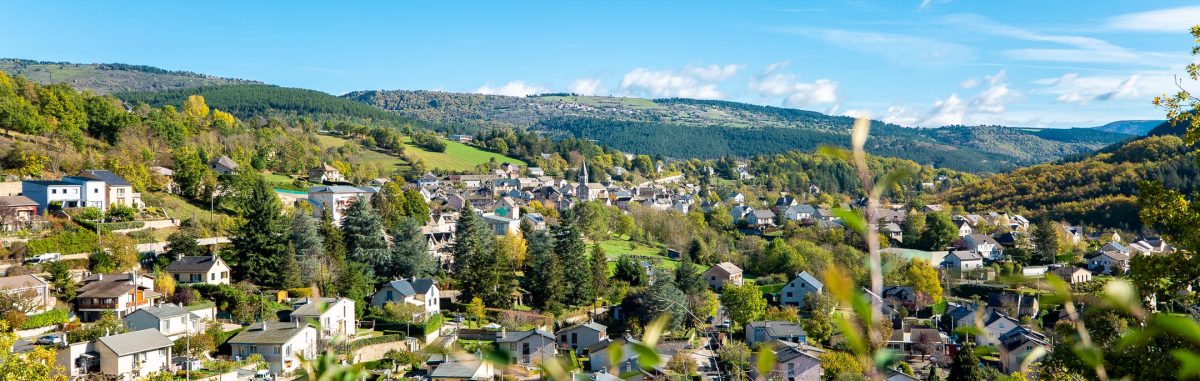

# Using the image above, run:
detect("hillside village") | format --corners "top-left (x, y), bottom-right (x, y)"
top-left (0, 138), bottom-right (1179, 381)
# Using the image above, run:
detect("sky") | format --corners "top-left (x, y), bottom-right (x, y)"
top-left (2, 0), bottom-right (1198, 128)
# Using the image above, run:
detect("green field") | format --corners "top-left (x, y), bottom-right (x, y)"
top-left (589, 238), bottom-right (704, 272)
top-left (401, 137), bottom-right (526, 171)
top-left (316, 134), bottom-right (525, 172)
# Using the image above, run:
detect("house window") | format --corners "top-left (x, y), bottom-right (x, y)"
top-left (51, 189), bottom-right (56, 194)
top-left (787, 363), bottom-right (795, 378)
top-left (571, 332), bottom-right (577, 344)
top-left (386, 290), bottom-right (393, 301)
top-left (786, 292), bottom-right (793, 298)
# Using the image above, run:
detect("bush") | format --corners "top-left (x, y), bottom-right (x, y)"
top-left (4, 310), bottom-right (27, 330)
top-left (27, 226), bottom-right (99, 254)
top-left (21, 309), bottom-right (68, 329)
top-left (105, 205), bottom-right (137, 222)
top-left (286, 287), bottom-right (314, 298)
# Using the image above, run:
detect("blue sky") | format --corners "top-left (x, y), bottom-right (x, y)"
top-left (2, 1), bottom-right (1197, 127)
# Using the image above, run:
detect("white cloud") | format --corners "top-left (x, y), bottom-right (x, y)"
top-left (922, 94), bottom-right (967, 126)
top-left (748, 62), bottom-right (838, 107)
top-left (877, 70), bottom-right (1016, 127)
top-left (1108, 6), bottom-right (1200, 33)
top-left (570, 78), bottom-right (605, 96)
top-left (1094, 75), bottom-right (1141, 101)
top-left (474, 80), bottom-right (547, 97)
top-left (1035, 72), bottom-right (1174, 104)
top-left (843, 109), bottom-right (872, 119)
top-left (619, 64), bottom-right (742, 99)
top-left (944, 14), bottom-right (1172, 65)
top-left (774, 28), bottom-right (975, 65)
top-left (882, 106), bottom-right (921, 126)
top-left (959, 78), bottom-right (980, 89)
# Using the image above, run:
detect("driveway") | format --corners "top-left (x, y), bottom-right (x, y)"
top-left (11, 339), bottom-right (34, 353)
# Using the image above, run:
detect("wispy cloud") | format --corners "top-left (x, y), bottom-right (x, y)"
top-left (944, 13), bottom-right (1174, 66)
top-left (1033, 72), bottom-right (1175, 104)
top-left (474, 81), bottom-right (547, 97)
top-left (773, 27), bottom-right (975, 66)
top-left (619, 64), bottom-right (742, 99)
top-left (569, 78), bottom-right (605, 96)
top-left (1108, 6), bottom-right (1200, 33)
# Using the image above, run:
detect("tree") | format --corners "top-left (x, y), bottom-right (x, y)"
top-left (802, 292), bottom-right (835, 344)
top-left (674, 252), bottom-right (706, 295)
top-left (391, 217), bottom-right (437, 278)
top-left (1031, 219), bottom-right (1060, 265)
top-left (921, 212), bottom-right (957, 251)
top-left (154, 271), bottom-right (177, 299)
top-left (44, 260), bottom-right (76, 300)
top-left (453, 206), bottom-right (507, 307)
top-left (402, 188), bottom-right (431, 226)
top-left (818, 351), bottom-right (863, 381)
top-left (523, 229), bottom-right (565, 313)
top-left (947, 343), bottom-right (986, 381)
top-left (905, 258), bottom-right (943, 304)
top-left (717, 341), bottom-right (752, 380)
top-left (554, 211), bottom-right (592, 306)
top-left (0, 320), bottom-right (66, 381)
top-left (171, 146), bottom-right (207, 199)
top-left (666, 351), bottom-right (698, 376)
top-left (164, 229), bottom-right (205, 260)
top-left (337, 261), bottom-right (375, 317)
top-left (466, 296), bottom-right (486, 323)
top-left (590, 243), bottom-right (609, 300)
top-left (92, 234), bottom-right (139, 273)
top-left (228, 176), bottom-right (290, 288)
top-left (342, 197), bottom-right (390, 274)
top-left (288, 211), bottom-right (325, 287)
top-left (613, 255), bottom-right (648, 286)
top-left (764, 306), bottom-right (800, 323)
top-left (621, 267), bottom-right (687, 329)
top-left (902, 211), bottom-right (926, 248)
top-left (495, 233), bottom-right (528, 269)
top-left (181, 95), bottom-right (210, 128)
top-left (720, 283), bottom-right (766, 332)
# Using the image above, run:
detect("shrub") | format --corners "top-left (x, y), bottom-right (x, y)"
top-left (21, 309), bottom-right (68, 329)
top-left (286, 287), bottom-right (314, 298)
top-left (27, 226), bottom-right (99, 254)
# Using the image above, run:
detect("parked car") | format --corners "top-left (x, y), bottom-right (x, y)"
top-left (36, 335), bottom-right (62, 345)
top-left (25, 253), bottom-right (62, 265)
top-left (253, 370), bottom-right (272, 381)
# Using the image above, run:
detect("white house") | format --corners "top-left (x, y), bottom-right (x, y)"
top-left (308, 163), bottom-right (344, 183)
top-left (21, 180), bottom-right (82, 212)
top-left (430, 357), bottom-right (496, 381)
top-left (165, 256), bottom-right (231, 285)
top-left (307, 185), bottom-right (374, 225)
top-left (779, 271), bottom-right (824, 308)
top-left (757, 341), bottom-right (824, 381)
top-left (209, 156), bottom-right (239, 175)
top-left (122, 303), bottom-right (205, 340)
top-left (370, 278), bottom-right (440, 318)
top-left (0, 274), bottom-right (53, 314)
top-left (941, 250), bottom-right (984, 272)
top-left (290, 297), bottom-right (356, 340)
top-left (557, 321), bottom-right (608, 355)
top-left (229, 321), bottom-right (318, 375)
top-left (496, 329), bottom-right (557, 367)
top-left (69, 170), bottom-right (142, 210)
top-left (95, 329), bottom-right (173, 380)
top-left (963, 234), bottom-right (1003, 260)
top-left (1086, 251), bottom-right (1129, 274)
top-left (62, 175), bottom-right (106, 211)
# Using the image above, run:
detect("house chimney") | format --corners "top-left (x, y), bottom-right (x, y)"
top-left (295, 320), bottom-right (300, 329)
top-left (97, 274), bottom-right (103, 281)
top-left (500, 327), bottom-right (506, 339)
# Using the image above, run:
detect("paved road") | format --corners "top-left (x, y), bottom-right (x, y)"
top-left (12, 338), bottom-right (34, 353)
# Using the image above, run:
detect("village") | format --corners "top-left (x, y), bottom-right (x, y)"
top-left (0, 151), bottom-right (1169, 381)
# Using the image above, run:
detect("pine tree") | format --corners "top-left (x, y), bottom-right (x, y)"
top-left (391, 217), bottom-right (437, 278)
top-left (228, 176), bottom-right (289, 288)
top-left (674, 252), bottom-right (706, 295)
top-left (590, 243), bottom-right (609, 299)
top-left (337, 261), bottom-right (376, 317)
top-left (453, 206), bottom-right (505, 307)
top-left (947, 343), bottom-right (986, 381)
top-left (524, 229), bottom-right (565, 313)
top-left (280, 246), bottom-right (302, 289)
top-left (1032, 219), bottom-right (1060, 265)
top-left (554, 210), bottom-right (592, 306)
top-left (289, 211), bottom-right (325, 286)
top-left (687, 238), bottom-right (709, 265)
top-left (319, 207), bottom-right (346, 261)
top-left (342, 197), bottom-right (390, 274)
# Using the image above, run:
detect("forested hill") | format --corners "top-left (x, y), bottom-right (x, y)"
top-left (343, 90), bottom-right (1131, 172)
top-left (115, 84), bottom-right (427, 129)
top-left (939, 121), bottom-right (1200, 229)
top-left (0, 59), bottom-right (257, 94)
top-left (1091, 119), bottom-right (1165, 136)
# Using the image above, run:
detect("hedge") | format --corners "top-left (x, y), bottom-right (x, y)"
top-left (21, 309), bottom-right (68, 329)
top-left (27, 227), bottom-right (99, 254)
top-left (73, 218), bottom-right (145, 233)
top-left (367, 313), bottom-right (444, 336)
top-left (348, 334), bottom-right (405, 351)
top-left (286, 287), bottom-right (314, 298)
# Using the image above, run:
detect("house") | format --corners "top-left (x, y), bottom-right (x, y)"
top-left (150, 166), bottom-right (175, 193)
top-left (557, 321), bottom-right (608, 355)
top-left (880, 286), bottom-right (919, 312)
top-left (122, 303), bottom-right (205, 340)
top-left (940, 302), bottom-right (982, 334)
top-left (61, 174), bottom-right (106, 210)
top-left (75, 272), bottom-right (160, 322)
top-left (779, 271), bottom-right (824, 307)
top-left (1060, 224), bottom-right (1083, 244)
top-left (782, 204), bottom-right (818, 222)
top-left (228, 321), bottom-right (318, 374)
top-left (308, 163), bottom-right (345, 183)
top-left (586, 334), bottom-right (644, 372)
top-left (884, 368), bottom-right (921, 381)
top-left (0, 274), bottom-right (53, 314)
top-left (962, 234), bottom-right (1004, 260)
top-left (307, 185), bottom-right (374, 225)
top-left (448, 134), bottom-right (473, 143)
top-left (755, 341), bottom-right (823, 381)
top-left (95, 329), bottom-right (173, 380)
top-left (1052, 266), bottom-right (1092, 285)
top-left (209, 155), bottom-right (239, 175)
top-left (495, 329), bottom-right (557, 367)
top-left (886, 326), bottom-right (949, 358)
top-left (999, 329), bottom-right (1050, 374)
top-left (0, 195), bottom-right (40, 231)
top-left (954, 219), bottom-right (973, 237)
top-left (370, 278), bottom-right (440, 318)
top-left (746, 321), bottom-right (808, 346)
top-left (22, 180), bottom-right (82, 212)
top-left (481, 213), bottom-right (519, 236)
top-left (1129, 237), bottom-right (1171, 255)
top-left (702, 262), bottom-right (744, 291)
top-left (290, 297), bottom-right (356, 340)
top-left (165, 256), bottom-right (231, 285)
top-left (986, 292), bottom-right (1040, 318)
top-left (745, 209), bottom-right (777, 228)
top-left (417, 173), bottom-right (441, 188)
top-left (941, 250), bottom-right (984, 272)
top-left (979, 311), bottom-right (1022, 348)
top-left (430, 357), bottom-right (495, 381)
top-left (527, 167), bottom-right (545, 177)
top-left (1086, 251), bottom-right (1129, 274)
top-left (70, 170), bottom-right (143, 210)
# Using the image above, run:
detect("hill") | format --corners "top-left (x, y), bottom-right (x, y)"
top-left (1091, 120), bottom-right (1164, 136)
top-left (939, 121), bottom-right (1199, 229)
top-left (0, 59), bottom-right (257, 94)
top-left (343, 90), bottom-right (1131, 173)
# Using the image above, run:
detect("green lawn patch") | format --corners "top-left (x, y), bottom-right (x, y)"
top-left (402, 137), bottom-right (526, 171)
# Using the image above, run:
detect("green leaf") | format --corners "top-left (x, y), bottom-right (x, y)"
top-left (835, 315), bottom-right (867, 355)
top-left (643, 314), bottom-right (670, 346)
top-left (1171, 350), bottom-right (1200, 379)
top-left (608, 343), bottom-right (624, 373)
top-left (832, 208), bottom-right (865, 234)
top-left (817, 145), bottom-right (853, 163)
top-left (481, 346), bottom-right (514, 367)
top-left (755, 345), bottom-right (777, 378)
top-left (870, 168), bottom-right (913, 200)
top-left (1153, 314), bottom-right (1200, 345)
top-left (873, 349), bottom-right (901, 371)
top-left (1072, 343), bottom-right (1104, 368)
top-left (632, 342), bottom-right (661, 369)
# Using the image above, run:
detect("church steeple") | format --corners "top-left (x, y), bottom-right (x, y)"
top-left (579, 156), bottom-right (589, 184)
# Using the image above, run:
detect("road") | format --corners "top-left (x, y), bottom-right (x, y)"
top-left (12, 338), bottom-right (34, 353)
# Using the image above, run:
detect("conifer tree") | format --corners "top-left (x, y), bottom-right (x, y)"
top-left (342, 197), bottom-right (390, 274)
top-left (554, 210), bottom-right (592, 306)
top-left (391, 217), bottom-right (437, 278)
top-left (229, 176), bottom-right (289, 288)
top-left (674, 252), bottom-right (706, 295)
top-left (453, 206), bottom-right (506, 307)
top-left (524, 229), bottom-right (565, 313)
top-left (590, 243), bottom-right (609, 300)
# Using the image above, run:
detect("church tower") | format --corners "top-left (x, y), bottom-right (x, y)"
top-left (579, 156), bottom-right (589, 184)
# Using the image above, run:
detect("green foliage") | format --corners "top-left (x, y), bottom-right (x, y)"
top-left (719, 282), bottom-right (767, 332)
top-left (20, 309), bottom-right (67, 329)
top-left (453, 206), bottom-right (510, 307)
top-left (341, 197), bottom-right (390, 275)
top-left (523, 229), bottom-right (565, 313)
top-left (920, 212), bottom-right (957, 251)
top-left (555, 211), bottom-right (593, 305)
top-left (26, 226), bottom-right (98, 254)
top-left (227, 176), bottom-right (290, 288)
top-left (390, 217), bottom-right (438, 278)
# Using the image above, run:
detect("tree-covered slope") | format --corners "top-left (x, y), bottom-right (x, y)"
top-left (1091, 120), bottom-right (1165, 136)
top-left (0, 59), bottom-right (257, 94)
top-left (939, 121), bottom-right (1198, 229)
top-left (345, 90), bottom-right (1131, 172)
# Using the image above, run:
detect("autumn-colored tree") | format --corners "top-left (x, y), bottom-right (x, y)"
top-left (905, 258), bottom-right (943, 304)
top-left (181, 95), bottom-right (210, 128)
top-left (0, 320), bottom-right (66, 380)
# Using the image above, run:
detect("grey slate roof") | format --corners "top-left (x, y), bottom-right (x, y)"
top-left (430, 359), bottom-right (486, 379)
top-left (129, 304), bottom-right (190, 319)
top-left (558, 321), bottom-right (606, 335)
top-left (496, 329), bottom-right (554, 343)
top-left (98, 329), bottom-right (172, 356)
top-left (76, 170), bottom-right (131, 186)
top-left (747, 321), bottom-right (807, 338)
top-left (0, 196), bottom-right (37, 207)
top-left (166, 256), bottom-right (222, 273)
top-left (796, 271), bottom-right (823, 291)
top-left (228, 321), bottom-right (311, 345)
top-left (291, 297), bottom-right (343, 317)
top-left (386, 278), bottom-right (436, 297)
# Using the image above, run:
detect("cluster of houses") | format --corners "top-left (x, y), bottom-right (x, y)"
top-left (0, 169), bottom-right (146, 233)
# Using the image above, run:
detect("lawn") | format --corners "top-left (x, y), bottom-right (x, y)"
top-left (315, 134), bottom-right (408, 169)
top-left (402, 137), bottom-right (526, 172)
top-left (141, 192), bottom-right (234, 232)
top-left (589, 238), bottom-right (704, 273)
